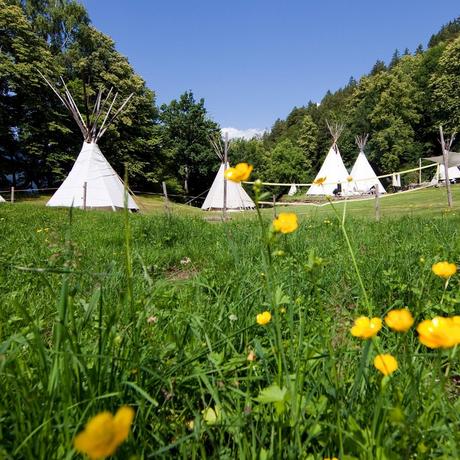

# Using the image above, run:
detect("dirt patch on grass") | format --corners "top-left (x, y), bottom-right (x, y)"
top-left (165, 266), bottom-right (199, 281)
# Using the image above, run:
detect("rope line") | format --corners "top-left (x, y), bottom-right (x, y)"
top-left (260, 183), bottom-right (437, 209)
top-left (243, 163), bottom-right (438, 187)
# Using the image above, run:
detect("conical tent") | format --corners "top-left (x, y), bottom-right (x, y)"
top-left (288, 184), bottom-right (297, 196)
top-left (349, 135), bottom-right (386, 194)
top-left (201, 162), bottom-right (255, 210)
top-left (0, 194), bottom-right (5, 203)
top-left (47, 142), bottom-right (138, 210)
top-left (39, 72), bottom-right (138, 211)
top-left (306, 123), bottom-right (352, 196)
top-left (431, 164), bottom-right (460, 182)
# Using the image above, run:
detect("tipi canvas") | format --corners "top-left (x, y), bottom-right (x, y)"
top-left (288, 184), bottom-right (297, 196)
top-left (0, 194), bottom-right (5, 203)
top-left (431, 164), bottom-right (460, 183)
top-left (47, 142), bottom-right (138, 210)
top-left (201, 162), bottom-right (255, 210)
top-left (40, 72), bottom-right (138, 211)
top-left (306, 123), bottom-right (351, 196)
top-left (349, 135), bottom-right (386, 194)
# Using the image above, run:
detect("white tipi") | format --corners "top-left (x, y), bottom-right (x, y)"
top-left (201, 135), bottom-right (255, 211)
top-left (349, 134), bottom-right (386, 194)
top-left (0, 194), bottom-right (5, 203)
top-left (431, 164), bottom-right (460, 183)
top-left (40, 72), bottom-right (139, 211)
top-left (306, 122), bottom-right (351, 196)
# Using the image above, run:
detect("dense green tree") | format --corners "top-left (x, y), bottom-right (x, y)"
top-left (0, 0), bottom-right (56, 187)
top-left (428, 17), bottom-right (460, 48)
top-left (430, 36), bottom-right (460, 133)
top-left (297, 114), bottom-right (318, 163)
top-left (228, 138), bottom-right (266, 178)
top-left (264, 139), bottom-right (312, 186)
top-left (159, 91), bottom-right (219, 194)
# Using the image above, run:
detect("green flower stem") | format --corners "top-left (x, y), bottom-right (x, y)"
top-left (328, 197), bottom-right (372, 315)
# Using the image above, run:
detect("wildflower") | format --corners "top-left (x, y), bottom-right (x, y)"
top-left (74, 406), bottom-right (134, 460)
top-left (350, 316), bottom-right (382, 339)
top-left (324, 458), bottom-right (339, 460)
top-left (228, 314), bottom-right (238, 322)
top-left (256, 311), bottom-right (272, 325)
top-left (147, 316), bottom-right (158, 324)
top-left (186, 420), bottom-right (195, 430)
top-left (280, 307), bottom-right (286, 314)
top-left (202, 406), bottom-right (220, 425)
top-left (431, 261), bottom-right (457, 278)
top-left (247, 350), bottom-right (256, 361)
top-left (180, 257), bottom-right (191, 265)
top-left (384, 309), bottom-right (414, 332)
top-left (374, 354), bottom-right (398, 376)
top-left (417, 317), bottom-right (460, 349)
top-left (224, 163), bottom-right (253, 182)
top-left (313, 176), bottom-right (327, 185)
top-left (272, 212), bottom-right (298, 234)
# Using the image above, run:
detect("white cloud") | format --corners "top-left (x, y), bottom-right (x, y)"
top-left (221, 127), bottom-right (265, 140)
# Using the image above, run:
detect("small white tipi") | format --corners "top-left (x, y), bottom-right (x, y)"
top-left (288, 184), bottom-right (297, 196)
top-left (40, 72), bottom-right (139, 211)
top-left (0, 194), bottom-right (5, 203)
top-left (349, 134), bottom-right (386, 194)
top-left (201, 135), bottom-right (255, 211)
top-left (306, 122), bottom-right (351, 196)
top-left (431, 164), bottom-right (460, 184)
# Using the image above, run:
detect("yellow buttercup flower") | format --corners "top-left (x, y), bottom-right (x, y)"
top-left (224, 163), bottom-right (253, 182)
top-left (417, 317), bottom-right (460, 349)
top-left (313, 176), bottom-right (327, 185)
top-left (256, 311), bottom-right (272, 325)
top-left (272, 212), bottom-right (298, 234)
top-left (74, 406), bottom-right (134, 460)
top-left (431, 261), bottom-right (457, 278)
top-left (374, 354), bottom-right (398, 376)
top-left (384, 309), bottom-right (414, 332)
top-left (350, 316), bottom-right (382, 339)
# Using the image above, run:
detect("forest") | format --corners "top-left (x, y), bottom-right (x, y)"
top-left (2, 0), bottom-right (460, 196)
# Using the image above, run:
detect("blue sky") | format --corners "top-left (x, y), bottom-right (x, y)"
top-left (81, 0), bottom-right (459, 136)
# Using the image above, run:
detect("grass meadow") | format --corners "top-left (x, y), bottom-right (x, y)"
top-left (0, 192), bottom-right (459, 459)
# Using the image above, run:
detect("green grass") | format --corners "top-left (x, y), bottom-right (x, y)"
top-left (8, 184), bottom-right (460, 220)
top-left (0, 197), bottom-right (459, 459)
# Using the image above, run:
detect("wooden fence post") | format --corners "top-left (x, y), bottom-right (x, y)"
top-left (439, 126), bottom-right (453, 208)
top-left (374, 184), bottom-right (380, 222)
top-left (272, 195), bottom-right (277, 218)
top-left (83, 181), bottom-right (87, 210)
top-left (11, 186), bottom-right (14, 204)
top-left (162, 181), bottom-right (170, 214)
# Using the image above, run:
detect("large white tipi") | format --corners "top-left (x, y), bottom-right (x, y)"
top-left (201, 135), bottom-right (255, 211)
top-left (349, 134), bottom-right (386, 194)
top-left (40, 72), bottom-right (139, 211)
top-left (306, 122), bottom-right (351, 196)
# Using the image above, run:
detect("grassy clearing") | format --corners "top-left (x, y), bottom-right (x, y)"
top-left (7, 184), bottom-right (460, 220)
top-left (0, 197), bottom-right (459, 459)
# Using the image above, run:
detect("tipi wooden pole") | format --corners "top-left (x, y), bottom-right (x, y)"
top-left (10, 186), bottom-right (14, 203)
top-left (223, 132), bottom-right (228, 220)
top-left (439, 126), bottom-right (453, 208)
top-left (83, 181), bottom-right (87, 210)
top-left (162, 181), bottom-right (170, 214)
top-left (374, 184), bottom-right (380, 222)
